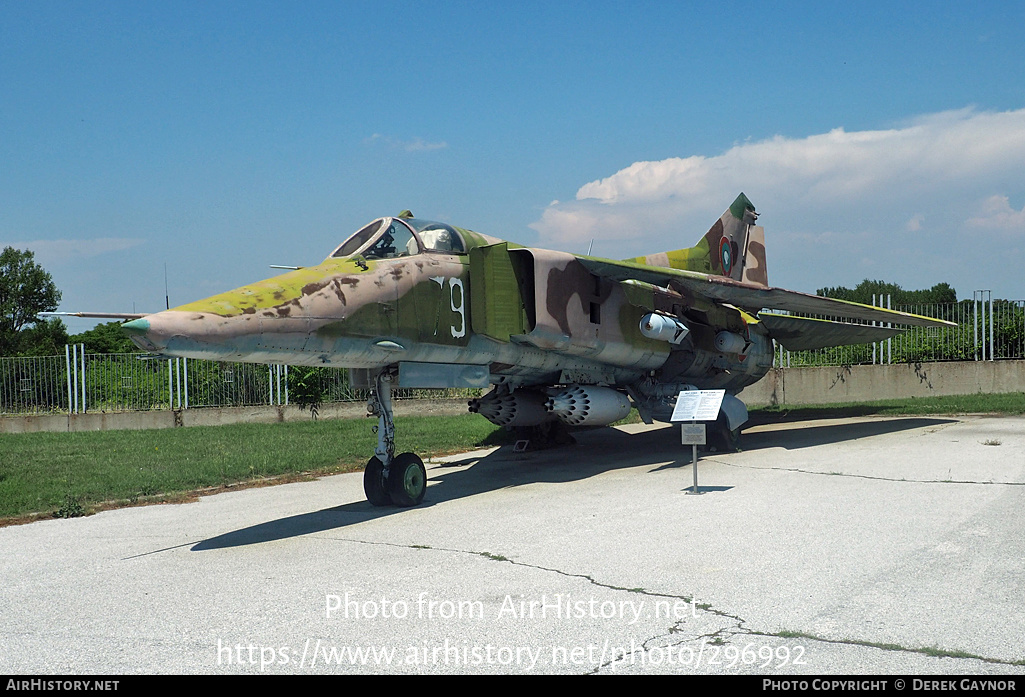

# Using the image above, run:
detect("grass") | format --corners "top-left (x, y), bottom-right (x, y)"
top-left (750, 392), bottom-right (1025, 420)
top-left (2, 391), bottom-right (1023, 524)
top-left (0, 414), bottom-right (509, 523)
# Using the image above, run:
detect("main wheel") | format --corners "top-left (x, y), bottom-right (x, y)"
top-left (708, 413), bottom-right (741, 453)
top-left (387, 452), bottom-right (427, 507)
top-left (363, 456), bottom-right (391, 506)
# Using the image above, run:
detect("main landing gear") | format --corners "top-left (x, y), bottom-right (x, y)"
top-left (363, 371), bottom-right (427, 507)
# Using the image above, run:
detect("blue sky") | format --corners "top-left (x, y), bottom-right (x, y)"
top-left (3, 1), bottom-right (1025, 331)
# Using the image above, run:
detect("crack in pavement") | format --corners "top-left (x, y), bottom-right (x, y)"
top-left (741, 629), bottom-right (1025, 668)
top-left (320, 536), bottom-right (1023, 670)
top-left (707, 458), bottom-right (1025, 486)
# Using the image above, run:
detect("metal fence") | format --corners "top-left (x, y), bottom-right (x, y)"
top-left (0, 347), bottom-right (291, 415)
top-left (0, 347), bottom-right (479, 416)
top-left (775, 292), bottom-right (1025, 367)
top-left (0, 354), bottom-right (69, 415)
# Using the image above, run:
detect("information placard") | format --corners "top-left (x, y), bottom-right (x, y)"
top-left (670, 389), bottom-right (726, 422)
top-left (680, 423), bottom-right (706, 445)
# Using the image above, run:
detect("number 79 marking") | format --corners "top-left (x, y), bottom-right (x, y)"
top-left (430, 276), bottom-right (465, 339)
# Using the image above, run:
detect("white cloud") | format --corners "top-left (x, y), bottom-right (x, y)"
top-left (364, 133), bottom-right (448, 152)
top-left (2, 238), bottom-right (145, 267)
top-left (529, 107), bottom-right (1025, 295)
top-left (967, 195), bottom-right (1025, 233)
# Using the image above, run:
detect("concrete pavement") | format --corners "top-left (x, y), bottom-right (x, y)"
top-left (2, 415), bottom-right (1024, 674)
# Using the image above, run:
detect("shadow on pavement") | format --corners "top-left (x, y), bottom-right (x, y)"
top-left (193, 415), bottom-right (956, 550)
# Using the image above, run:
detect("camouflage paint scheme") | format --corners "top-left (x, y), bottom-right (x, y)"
top-left (122, 197), bottom-right (955, 432)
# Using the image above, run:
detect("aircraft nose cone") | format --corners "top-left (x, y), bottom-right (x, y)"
top-left (120, 316), bottom-right (165, 352)
top-left (120, 318), bottom-right (150, 336)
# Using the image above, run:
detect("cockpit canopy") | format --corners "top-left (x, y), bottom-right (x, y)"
top-left (329, 217), bottom-right (465, 260)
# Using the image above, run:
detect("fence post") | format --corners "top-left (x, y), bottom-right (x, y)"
top-left (72, 344), bottom-right (80, 413)
top-left (989, 291), bottom-right (994, 361)
top-left (973, 290), bottom-right (990, 361)
top-left (973, 293), bottom-right (978, 360)
top-left (183, 357), bottom-right (189, 409)
top-left (887, 294), bottom-right (892, 364)
top-left (64, 345), bottom-right (72, 414)
top-left (872, 294), bottom-right (877, 365)
top-left (983, 291), bottom-right (989, 361)
top-left (80, 343), bottom-right (86, 413)
top-left (974, 290), bottom-right (993, 362)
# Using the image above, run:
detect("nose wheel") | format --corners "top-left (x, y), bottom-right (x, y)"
top-left (363, 371), bottom-right (428, 507)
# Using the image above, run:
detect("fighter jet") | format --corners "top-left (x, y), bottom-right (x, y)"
top-left (115, 195), bottom-right (955, 507)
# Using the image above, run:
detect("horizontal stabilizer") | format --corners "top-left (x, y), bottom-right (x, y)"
top-left (759, 313), bottom-right (904, 351)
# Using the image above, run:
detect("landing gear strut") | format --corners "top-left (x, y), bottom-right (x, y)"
top-left (363, 371), bottom-right (427, 507)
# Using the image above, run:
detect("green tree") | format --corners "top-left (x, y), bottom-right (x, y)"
top-left (69, 321), bottom-right (139, 354)
top-left (817, 280), bottom-right (957, 306)
top-left (16, 317), bottom-right (69, 356)
top-left (0, 247), bottom-right (62, 356)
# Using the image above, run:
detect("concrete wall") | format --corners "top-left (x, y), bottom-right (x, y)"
top-left (0, 399), bottom-right (471, 434)
top-left (740, 359), bottom-right (1025, 407)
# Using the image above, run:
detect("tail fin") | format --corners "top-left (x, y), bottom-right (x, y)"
top-left (627, 193), bottom-right (768, 286)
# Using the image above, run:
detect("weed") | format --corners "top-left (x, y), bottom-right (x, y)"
top-left (53, 494), bottom-right (84, 519)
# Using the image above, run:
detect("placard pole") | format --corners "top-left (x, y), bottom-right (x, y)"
top-left (690, 420), bottom-right (700, 495)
